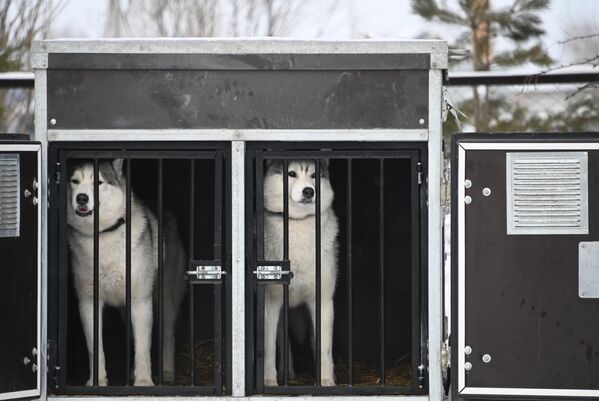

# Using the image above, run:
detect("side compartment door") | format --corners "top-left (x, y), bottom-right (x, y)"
top-left (452, 135), bottom-right (599, 399)
top-left (0, 142), bottom-right (41, 400)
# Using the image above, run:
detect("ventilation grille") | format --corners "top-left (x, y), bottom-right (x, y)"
top-left (507, 152), bottom-right (588, 235)
top-left (0, 154), bottom-right (20, 238)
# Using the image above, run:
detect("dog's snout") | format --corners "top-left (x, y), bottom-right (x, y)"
top-left (302, 187), bottom-right (315, 199)
top-left (76, 193), bottom-right (89, 205)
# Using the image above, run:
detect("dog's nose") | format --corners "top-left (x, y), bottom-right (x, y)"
top-left (76, 193), bottom-right (89, 205)
top-left (302, 187), bottom-right (315, 199)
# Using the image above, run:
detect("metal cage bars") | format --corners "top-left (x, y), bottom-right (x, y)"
top-left (53, 145), bottom-right (229, 396)
top-left (251, 145), bottom-right (424, 395)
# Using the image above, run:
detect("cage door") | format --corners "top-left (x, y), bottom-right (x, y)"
top-left (0, 143), bottom-right (41, 401)
top-left (452, 135), bottom-right (599, 399)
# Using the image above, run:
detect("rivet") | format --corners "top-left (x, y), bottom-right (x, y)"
top-left (482, 187), bottom-right (491, 197)
top-left (464, 195), bottom-right (472, 204)
top-left (419, 118), bottom-right (425, 125)
top-left (464, 179), bottom-right (472, 189)
top-left (482, 354), bottom-right (492, 363)
top-left (464, 346), bottom-right (472, 355)
top-left (464, 362), bottom-right (472, 371)
top-left (50, 118), bottom-right (56, 126)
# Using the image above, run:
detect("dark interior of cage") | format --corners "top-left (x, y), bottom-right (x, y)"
top-left (64, 157), bottom-right (222, 387)
top-left (257, 156), bottom-right (417, 388)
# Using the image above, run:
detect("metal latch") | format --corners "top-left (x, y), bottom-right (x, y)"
top-left (253, 261), bottom-right (292, 283)
top-left (186, 262), bottom-right (226, 280)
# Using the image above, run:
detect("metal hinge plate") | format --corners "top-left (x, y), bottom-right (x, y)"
top-left (186, 261), bottom-right (226, 280)
top-left (417, 162), bottom-right (424, 185)
top-left (254, 260), bottom-right (292, 283)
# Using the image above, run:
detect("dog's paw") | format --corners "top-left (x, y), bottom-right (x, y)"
top-left (264, 377), bottom-right (279, 387)
top-left (134, 377), bottom-right (154, 386)
top-left (321, 377), bottom-right (336, 386)
top-left (85, 377), bottom-right (108, 386)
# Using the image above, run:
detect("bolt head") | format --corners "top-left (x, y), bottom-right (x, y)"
top-left (419, 118), bottom-right (425, 125)
top-left (50, 118), bottom-right (56, 126)
top-left (464, 345), bottom-right (472, 355)
top-left (464, 179), bottom-right (472, 189)
top-left (482, 354), bottom-right (492, 363)
top-left (464, 362), bottom-right (472, 371)
top-left (464, 195), bottom-right (472, 204)
top-left (482, 187), bottom-right (491, 197)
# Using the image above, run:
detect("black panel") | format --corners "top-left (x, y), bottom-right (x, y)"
top-left (0, 148), bottom-right (38, 395)
top-left (452, 133), bottom-right (599, 399)
top-left (47, 69), bottom-right (429, 130)
top-left (48, 53), bottom-right (430, 70)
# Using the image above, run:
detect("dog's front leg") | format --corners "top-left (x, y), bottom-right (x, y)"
top-left (264, 287), bottom-right (283, 387)
top-left (79, 299), bottom-right (107, 386)
top-left (132, 299), bottom-right (154, 386)
top-left (309, 297), bottom-right (336, 386)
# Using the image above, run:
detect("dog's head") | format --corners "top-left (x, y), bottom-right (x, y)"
top-left (263, 159), bottom-right (334, 219)
top-left (67, 159), bottom-right (126, 233)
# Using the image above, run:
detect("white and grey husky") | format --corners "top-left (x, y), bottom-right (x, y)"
top-left (67, 159), bottom-right (185, 386)
top-left (262, 159), bottom-right (338, 386)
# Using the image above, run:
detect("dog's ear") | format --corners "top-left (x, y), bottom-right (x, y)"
top-left (112, 159), bottom-right (125, 177)
top-left (265, 159), bottom-right (282, 173)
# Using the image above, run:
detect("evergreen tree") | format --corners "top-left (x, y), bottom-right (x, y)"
top-left (412, 0), bottom-right (552, 131)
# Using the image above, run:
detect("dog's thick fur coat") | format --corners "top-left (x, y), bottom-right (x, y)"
top-left (67, 159), bottom-right (185, 386)
top-left (262, 160), bottom-right (338, 386)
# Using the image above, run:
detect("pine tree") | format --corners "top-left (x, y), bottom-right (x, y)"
top-left (412, 0), bottom-right (552, 131)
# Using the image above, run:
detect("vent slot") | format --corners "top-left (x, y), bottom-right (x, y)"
top-left (0, 154), bottom-right (20, 238)
top-left (507, 151), bottom-right (588, 235)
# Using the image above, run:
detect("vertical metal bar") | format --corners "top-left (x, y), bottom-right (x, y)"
top-left (125, 158), bottom-right (132, 386)
top-left (346, 159), bottom-right (353, 386)
top-left (92, 159), bottom-right (99, 386)
top-left (189, 159), bottom-right (195, 386)
top-left (214, 283), bottom-right (223, 391)
top-left (412, 156), bottom-right (422, 391)
top-left (428, 67), bottom-right (444, 400)
top-left (282, 159), bottom-right (290, 386)
top-left (157, 158), bottom-right (164, 385)
top-left (231, 141), bottom-right (246, 396)
top-left (214, 152), bottom-right (223, 261)
top-left (214, 152), bottom-right (224, 392)
top-left (379, 158), bottom-right (386, 385)
top-left (315, 159), bottom-right (321, 387)
top-left (57, 153), bottom-right (68, 389)
top-left (255, 152), bottom-right (265, 392)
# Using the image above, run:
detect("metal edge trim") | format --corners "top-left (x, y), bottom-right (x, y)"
top-left (47, 129), bottom-right (429, 142)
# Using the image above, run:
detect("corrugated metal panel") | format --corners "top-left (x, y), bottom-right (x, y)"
top-left (0, 154), bottom-right (20, 238)
top-left (506, 151), bottom-right (588, 235)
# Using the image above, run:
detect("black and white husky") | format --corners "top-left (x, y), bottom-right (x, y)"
top-left (262, 160), bottom-right (338, 386)
top-left (67, 159), bottom-right (185, 386)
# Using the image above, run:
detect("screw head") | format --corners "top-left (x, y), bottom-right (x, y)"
top-left (464, 179), bottom-right (472, 189)
top-left (464, 195), bottom-right (472, 204)
top-left (464, 362), bottom-right (472, 371)
top-left (419, 118), bottom-right (426, 125)
top-left (50, 118), bottom-right (56, 126)
top-left (464, 346), bottom-right (472, 355)
top-left (482, 187), bottom-right (491, 197)
top-left (482, 354), bottom-right (492, 363)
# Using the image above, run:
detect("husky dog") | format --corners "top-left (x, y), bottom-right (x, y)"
top-left (67, 159), bottom-right (185, 386)
top-left (262, 159), bottom-right (338, 386)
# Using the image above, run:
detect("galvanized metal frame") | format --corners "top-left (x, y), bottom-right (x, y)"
top-left (48, 141), bottom-right (231, 396)
top-left (454, 139), bottom-right (599, 399)
top-left (0, 143), bottom-right (42, 401)
top-left (32, 38), bottom-right (447, 401)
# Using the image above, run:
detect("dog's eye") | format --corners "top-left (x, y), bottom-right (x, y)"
top-left (98, 180), bottom-right (104, 185)
top-left (71, 179), bottom-right (80, 184)
top-left (288, 171), bottom-right (297, 178)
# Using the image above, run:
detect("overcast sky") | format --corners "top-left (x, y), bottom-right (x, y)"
top-left (51, 0), bottom-right (599, 68)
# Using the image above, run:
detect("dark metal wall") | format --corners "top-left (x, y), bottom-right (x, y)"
top-left (454, 141), bottom-right (599, 393)
top-left (0, 148), bottom-right (38, 394)
top-left (46, 53), bottom-right (430, 130)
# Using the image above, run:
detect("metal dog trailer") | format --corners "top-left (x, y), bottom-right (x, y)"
top-left (2, 38), bottom-right (449, 400)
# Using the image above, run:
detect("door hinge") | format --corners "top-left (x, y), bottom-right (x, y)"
top-left (47, 340), bottom-right (61, 389)
top-left (417, 162), bottom-right (424, 185)
top-left (54, 162), bottom-right (62, 184)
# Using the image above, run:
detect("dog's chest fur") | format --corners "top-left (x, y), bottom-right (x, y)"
top-left (264, 209), bottom-right (338, 306)
top-left (68, 214), bottom-right (157, 306)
